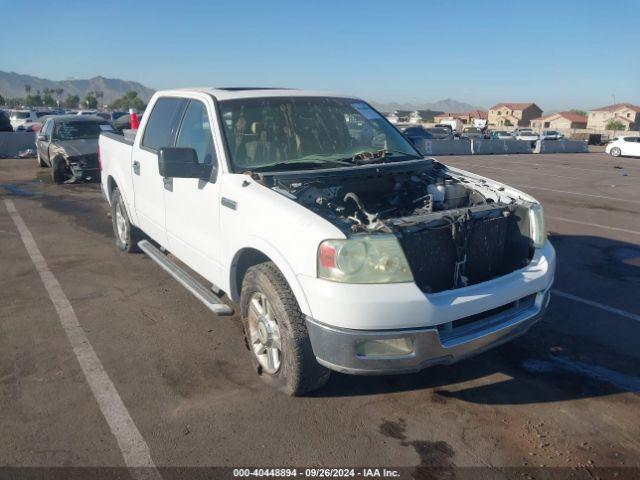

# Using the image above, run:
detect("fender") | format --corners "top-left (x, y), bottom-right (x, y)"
top-left (107, 175), bottom-right (140, 228)
top-left (226, 235), bottom-right (313, 317)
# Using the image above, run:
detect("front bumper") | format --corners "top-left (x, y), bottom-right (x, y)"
top-left (306, 287), bottom-right (551, 375)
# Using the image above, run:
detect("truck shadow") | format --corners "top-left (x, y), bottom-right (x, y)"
top-left (315, 233), bottom-right (640, 403)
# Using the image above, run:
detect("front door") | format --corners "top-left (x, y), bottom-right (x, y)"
top-left (37, 119), bottom-right (53, 164)
top-left (164, 98), bottom-right (223, 285)
top-left (131, 97), bottom-right (188, 247)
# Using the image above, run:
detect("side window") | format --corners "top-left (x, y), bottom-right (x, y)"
top-left (175, 100), bottom-right (216, 165)
top-left (43, 120), bottom-right (52, 137)
top-left (141, 97), bottom-right (188, 151)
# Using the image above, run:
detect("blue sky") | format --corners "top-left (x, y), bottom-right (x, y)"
top-left (1, 0), bottom-right (638, 110)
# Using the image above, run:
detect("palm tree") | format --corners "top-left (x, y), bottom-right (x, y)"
top-left (55, 88), bottom-right (64, 107)
top-left (24, 84), bottom-right (32, 96)
top-left (94, 90), bottom-right (104, 109)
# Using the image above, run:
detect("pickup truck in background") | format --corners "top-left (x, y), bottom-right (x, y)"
top-left (99, 88), bottom-right (555, 395)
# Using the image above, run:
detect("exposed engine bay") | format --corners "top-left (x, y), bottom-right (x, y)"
top-left (256, 159), bottom-right (536, 293)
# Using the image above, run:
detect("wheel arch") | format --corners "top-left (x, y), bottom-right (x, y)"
top-left (229, 244), bottom-right (312, 317)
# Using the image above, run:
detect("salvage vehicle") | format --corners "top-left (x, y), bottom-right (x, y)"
top-left (99, 89), bottom-right (555, 395)
top-left (36, 115), bottom-right (113, 183)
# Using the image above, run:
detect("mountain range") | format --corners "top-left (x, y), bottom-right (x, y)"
top-left (369, 98), bottom-right (482, 114)
top-left (0, 71), bottom-right (481, 113)
top-left (0, 71), bottom-right (155, 104)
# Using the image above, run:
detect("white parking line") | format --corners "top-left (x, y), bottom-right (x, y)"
top-left (547, 216), bottom-right (640, 235)
top-left (4, 199), bottom-right (161, 480)
top-left (553, 290), bottom-right (640, 323)
top-left (510, 184), bottom-right (640, 205)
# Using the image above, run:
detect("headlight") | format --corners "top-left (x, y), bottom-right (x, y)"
top-left (318, 235), bottom-right (414, 283)
top-left (530, 204), bottom-right (547, 248)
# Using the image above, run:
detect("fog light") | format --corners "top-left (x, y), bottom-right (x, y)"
top-left (356, 337), bottom-right (414, 357)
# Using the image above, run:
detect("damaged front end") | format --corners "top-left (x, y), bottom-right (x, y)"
top-left (256, 159), bottom-right (539, 293)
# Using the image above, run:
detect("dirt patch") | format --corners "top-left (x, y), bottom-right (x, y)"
top-left (379, 418), bottom-right (455, 479)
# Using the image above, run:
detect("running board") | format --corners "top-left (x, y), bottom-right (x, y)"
top-left (138, 240), bottom-right (234, 316)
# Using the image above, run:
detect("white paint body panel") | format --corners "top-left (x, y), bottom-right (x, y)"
top-left (100, 88), bottom-right (555, 331)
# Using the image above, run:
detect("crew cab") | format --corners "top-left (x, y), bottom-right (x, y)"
top-left (99, 88), bottom-right (555, 395)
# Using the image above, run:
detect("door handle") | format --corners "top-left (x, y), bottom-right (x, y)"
top-left (133, 161), bottom-right (140, 175)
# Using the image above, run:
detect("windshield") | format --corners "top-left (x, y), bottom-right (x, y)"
top-left (218, 96), bottom-right (421, 172)
top-left (53, 121), bottom-right (112, 140)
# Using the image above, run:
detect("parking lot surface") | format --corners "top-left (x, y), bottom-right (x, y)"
top-left (1, 153), bottom-right (639, 478)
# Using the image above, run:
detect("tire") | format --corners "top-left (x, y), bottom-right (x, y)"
top-left (51, 156), bottom-right (68, 183)
top-left (610, 147), bottom-right (622, 157)
top-left (111, 187), bottom-right (142, 253)
top-left (37, 152), bottom-right (47, 168)
top-left (240, 262), bottom-right (330, 396)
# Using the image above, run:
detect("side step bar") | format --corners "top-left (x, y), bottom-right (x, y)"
top-left (138, 240), bottom-right (234, 316)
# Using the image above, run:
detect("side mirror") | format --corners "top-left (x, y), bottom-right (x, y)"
top-left (37, 134), bottom-right (47, 142)
top-left (158, 147), bottom-right (212, 179)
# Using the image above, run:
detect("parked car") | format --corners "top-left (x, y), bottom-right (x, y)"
top-left (98, 88), bottom-right (555, 396)
top-left (426, 127), bottom-right (454, 140)
top-left (460, 126), bottom-right (482, 139)
top-left (112, 112), bottom-right (144, 132)
top-left (437, 119), bottom-right (463, 133)
top-left (606, 136), bottom-right (640, 158)
top-left (490, 131), bottom-right (513, 140)
top-left (36, 115), bottom-right (114, 183)
top-left (0, 110), bottom-right (14, 132)
top-left (397, 124), bottom-right (432, 144)
top-left (9, 110), bottom-right (39, 130)
top-left (540, 130), bottom-right (564, 141)
top-left (514, 131), bottom-right (539, 142)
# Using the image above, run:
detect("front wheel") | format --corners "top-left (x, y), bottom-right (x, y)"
top-left (610, 147), bottom-right (622, 157)
top-left (111, 187), bottom-right (142, 253)
top-left (51, 157), bottom-right (68, 183)
top-left (240, 262), bottom-right (330, 396)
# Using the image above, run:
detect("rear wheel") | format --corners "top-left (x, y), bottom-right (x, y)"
top-left (240, 262), bottom-right (330, 396)
top-left (51, 157), bottom-right (68, 183)
top-left (111, 187), bottom-right (142, 253)
top-left (610, 147), bottom-right (622, 157)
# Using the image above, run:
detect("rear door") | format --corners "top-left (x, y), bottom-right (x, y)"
top-left (164, 96), bottom-right (224, 285)
top-left (132, 96), bottom-right (188, 247)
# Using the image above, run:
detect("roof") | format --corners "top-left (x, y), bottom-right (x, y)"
top-left (466, 109), bottom-right (488, 119)
top-left (435, 110), bottom-right (487, 119)
top-left (531, 111), bottom-right (587, 123)
top-left (157, 88), bottom-right (358, 102)
top-left (591, 103), bottom-right (640, 113)
top-left (490, 102), bottom-right (538, 111)
top-left (50, 115), bottom-right (108, 123)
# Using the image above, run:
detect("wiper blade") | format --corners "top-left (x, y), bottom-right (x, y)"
top-left (248, 158), bottom-right (351, 172)
top-left (347, 149), bottom-right (419, 165)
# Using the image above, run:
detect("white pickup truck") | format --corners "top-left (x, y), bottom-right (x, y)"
top-left (99, 88), bottom-right (555, 395)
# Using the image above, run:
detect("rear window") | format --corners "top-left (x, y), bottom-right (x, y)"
top-left (53, 121), bottom-right (112, 140)
top-left (141, 97), bottom-right (188, 151)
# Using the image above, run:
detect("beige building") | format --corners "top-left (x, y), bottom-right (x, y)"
top-left (488, 103), bottom-right (543, 127)
top-left (530, 111), bottom-right (588, 131)
top-left (587, 103), bottom-right (640, 131)
top-left (433, 110), bottom-right (487, 125)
